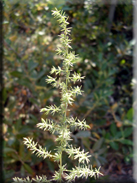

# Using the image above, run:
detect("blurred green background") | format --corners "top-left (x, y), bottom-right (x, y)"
top-left (3, 0), bottom-right (133, 182)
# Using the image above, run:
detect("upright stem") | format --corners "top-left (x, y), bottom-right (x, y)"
top-left (58, 42), bottom-right (68, 183)
top-left (59, 32), bottom-right (70, 181)
top-left (59, 151), bottom-right (62, 183)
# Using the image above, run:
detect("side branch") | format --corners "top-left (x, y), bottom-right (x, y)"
top-left (23, 137), bottom-right (53, 159)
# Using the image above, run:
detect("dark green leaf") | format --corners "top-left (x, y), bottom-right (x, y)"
top-left (119, 139), bottom-right (133, 145)
top-left (10, 71), bottom-right (23, 78)
top-left (110, 123), bottom-right (117, 137)
top-left (23, 163), bottom-right (33, 175)
top-left (114, 131), bottom-right (122, 138)
top-left (36, 70), bottom-right (46, 80)
top-left (123, 127), bottom-right (133, 138)
top-left (28, 60), bottom-right (39, 72)
top-left (92, 138), bottom-right (104, 151)
top-left (110, 141), bottom-right (119, 150)
top-left (126, 108), bottom-right (133, 121)
top-left (98, 147), bottom-right (107, 155)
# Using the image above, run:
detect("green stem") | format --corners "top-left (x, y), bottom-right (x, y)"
top-left (59, 151), bottom-right (62, 183)
top-left (59, 35), bottom-right (70, 183)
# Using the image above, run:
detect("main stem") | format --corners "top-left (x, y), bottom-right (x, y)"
top-left (59, 34), bottom-right (69, 182)
top-left (59, 152), bottom-right (62, 183)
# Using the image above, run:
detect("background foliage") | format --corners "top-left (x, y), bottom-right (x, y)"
top-left (3, 0), bottom-right (133, 182)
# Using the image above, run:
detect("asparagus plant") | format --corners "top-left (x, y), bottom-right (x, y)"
top-left (13, 8), bottom-right (103, 183)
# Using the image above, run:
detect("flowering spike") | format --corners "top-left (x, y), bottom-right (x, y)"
top-left (13, 8), bottom-right (103, 183)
